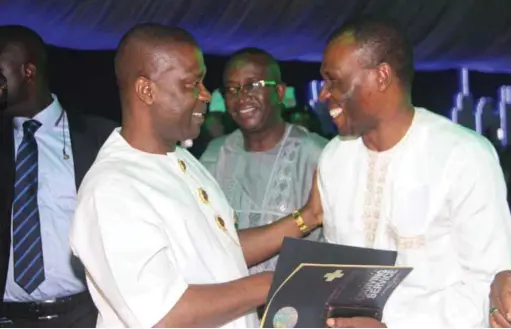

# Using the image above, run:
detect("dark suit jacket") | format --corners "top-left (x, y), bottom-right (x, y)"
top-left (0, 110), bottom-right (117, 300)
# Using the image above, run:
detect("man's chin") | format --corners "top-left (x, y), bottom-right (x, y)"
top-left (182, 127), bottom-right (201, 142)
top-left (240, 126), bottom-right (258, 134)
top-left (237, 121), bottom-right (263, 133)
top-left (188, 131), bottom-right (201, 141)
top-left (233, 115), bottom-right (263, 133)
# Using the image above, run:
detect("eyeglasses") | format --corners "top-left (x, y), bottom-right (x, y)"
top-left (222, 80), bottom-right (277, 98)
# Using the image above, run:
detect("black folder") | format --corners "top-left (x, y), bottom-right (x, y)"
top-left (261, 238), bottom-right (412, 328)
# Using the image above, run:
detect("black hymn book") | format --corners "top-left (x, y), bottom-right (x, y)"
top-left (260, 238), bottom-right (412, 328)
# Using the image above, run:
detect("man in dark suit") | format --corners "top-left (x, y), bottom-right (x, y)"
top-left (0, 25), bottom-right (117, 327)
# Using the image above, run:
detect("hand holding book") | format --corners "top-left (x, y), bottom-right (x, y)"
top-left (261, 238), bottom-right (412, 328)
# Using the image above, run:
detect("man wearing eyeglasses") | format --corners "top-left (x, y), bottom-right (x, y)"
top-left (201, 48), bottom-right (327, 278)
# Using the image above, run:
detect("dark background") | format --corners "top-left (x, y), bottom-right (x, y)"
top-left (48, 46), bottom-right (511, 123)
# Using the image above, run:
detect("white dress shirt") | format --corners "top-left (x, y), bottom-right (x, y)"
top-left (319, 108), bottom-right (511, 327)
top-left (4, 94), bottom-right (86, 302)
top-left (70, 129), bottom-right (258, 328)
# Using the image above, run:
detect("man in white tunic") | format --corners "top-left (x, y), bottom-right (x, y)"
top-left (318, 17), bottom-right (511, 328)
top-left (69, 24), bottom-right (322, 328)
top-left (201, 48), bottom-right (327, 276)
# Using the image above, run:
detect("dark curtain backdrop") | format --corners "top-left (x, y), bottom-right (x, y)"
top-left (2, 0), bottom-right (511, 72)
top-left (47, 46), bottom-right (511, 123)
top-left (2, 0), bottom-right (511, 122)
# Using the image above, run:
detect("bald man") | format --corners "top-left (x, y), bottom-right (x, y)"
top-left (0, 26), bottom-right (116, 327)
top-left (69, 24), bottom-right (322, 328)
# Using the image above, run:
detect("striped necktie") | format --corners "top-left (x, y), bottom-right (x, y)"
top-left (12, 119), bottom-right (45, 294)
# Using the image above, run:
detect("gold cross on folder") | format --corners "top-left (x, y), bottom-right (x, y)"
top-left (324, 269), bottom-right (344, 282)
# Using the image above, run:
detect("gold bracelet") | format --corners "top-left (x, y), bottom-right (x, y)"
top-left (292, 210), bottom-right (309, 233)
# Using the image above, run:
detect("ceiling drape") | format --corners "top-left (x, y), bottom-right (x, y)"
top-left (1, 0), bottom-right (511, 72)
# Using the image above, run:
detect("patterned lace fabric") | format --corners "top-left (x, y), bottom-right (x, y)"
top-left (362, 149), bottom-right (392, 247)
top-left (200, 124), bottom-right (327, 273)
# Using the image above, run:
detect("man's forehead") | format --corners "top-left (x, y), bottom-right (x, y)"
top-left (321, 33), bottom-right (359, 72)
top-left (225, 56), bottom-right (273, 80)
top-left (0, 42), bottom-right (25, 57)
top-left (159, 42), bottom-right (199, 60)
top-left (154, 43), bottom-right (204, 74)
top-left (232, 54), bottom-right (268, 67)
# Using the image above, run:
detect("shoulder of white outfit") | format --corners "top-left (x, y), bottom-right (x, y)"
top-left (78, 131), bottom-right (140, 195)
top-left (316, 135), bottom-right (358, 184)
top-left (95, 129), bottom-right (121, 158)
top-left (415, 107), bottom-right (498, 159)
top-left (320, 133), bottom-right (360, 159)
top-left (78, 163), bottom-right (134, 200)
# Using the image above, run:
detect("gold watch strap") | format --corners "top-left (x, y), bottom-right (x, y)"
top-left (292, 210), bottom-right (309, 233)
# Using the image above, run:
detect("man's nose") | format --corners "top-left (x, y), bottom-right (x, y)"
top-left (318, 86), bottom-right (330, 103)
top-left (200, 85), bottom-right (211, 103)
top-left (236, 88), bottom-right (255, 104)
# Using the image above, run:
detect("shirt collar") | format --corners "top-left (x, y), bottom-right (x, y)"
top-left (12, 94), bottom-right (63, 132)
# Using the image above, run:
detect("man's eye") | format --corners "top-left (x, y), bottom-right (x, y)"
top-left (226, 87), bottom-right (238, 95)
top-left (247, 82), bottom-right (262, 91)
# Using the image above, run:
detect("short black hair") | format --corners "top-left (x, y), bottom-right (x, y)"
top-left (328, 16), bottom-right (414, 90)
top-left (116, 23), bottom-right (197, 52)
top-left (0, 25), bottom-right (48, 80)
top-left (224, 47), bottom-right (282, 82)
top-left (114, 23), bottom-right (198, 89)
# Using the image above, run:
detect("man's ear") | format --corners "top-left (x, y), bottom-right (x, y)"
top-left (24, 63), bottom-right (37, 82)
top-left (276, 83), bottom-right (287, 103)
top-left (135, 77), bottom-right (154, 105)
top-left (375, 63), bottom-right (392, 92)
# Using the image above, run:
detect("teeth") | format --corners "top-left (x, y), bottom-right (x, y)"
top-left (240, 107), bottom-right (255, 114)
top-left (192, 113), bottom-right (203, 118)
top-left (329, 108), bottom-right (343, 118)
